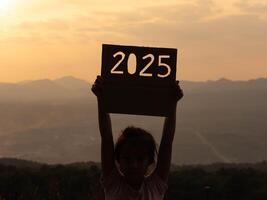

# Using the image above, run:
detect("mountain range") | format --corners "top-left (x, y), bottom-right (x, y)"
top-left (0, 76), bottom-right (91, 102)
top-left (0, 76), bottom-right (266, 165)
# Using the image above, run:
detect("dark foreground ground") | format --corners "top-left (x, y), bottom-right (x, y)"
top-left (0, 158), bottom-right (267, 200)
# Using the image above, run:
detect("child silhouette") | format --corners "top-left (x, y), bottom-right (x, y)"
top-left (92, 75), bottom-right (183, 200)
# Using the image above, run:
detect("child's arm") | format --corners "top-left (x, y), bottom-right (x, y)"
top-left (155, 82), bottom-right (183, 182)
top-left (92, 76), bottom-right (116, 178)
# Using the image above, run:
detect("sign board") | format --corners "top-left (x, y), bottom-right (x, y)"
top-left (101, 44), bottom-right (177, 116)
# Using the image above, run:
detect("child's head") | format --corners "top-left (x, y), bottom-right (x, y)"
top-left (114, 126), bottom-right (157, 180)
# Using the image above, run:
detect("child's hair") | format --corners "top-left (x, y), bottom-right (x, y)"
top-left (114, 126), bottom-right (157, 165)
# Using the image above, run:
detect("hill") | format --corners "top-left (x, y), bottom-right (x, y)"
top-left (0, 76), bottom-right (92, 102)
top-left (0, 76), bottom-right (267, 164)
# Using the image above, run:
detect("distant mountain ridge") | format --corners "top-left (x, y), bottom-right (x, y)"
top-left (0, 76), bottom-right (91, 102)
top-left (180, 77), bottom-right (267, 92)
top-left (1, 76), bottom-right (267, 102)
top-left (0, 76), bottom-right (267, 164)
top-left (54, 76), bottom-right (91, 90)
top-left (0, 157), bottom-right (43, 169)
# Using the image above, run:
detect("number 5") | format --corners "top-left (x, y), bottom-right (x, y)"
top-left (157, 55), bottom-right (171, 78)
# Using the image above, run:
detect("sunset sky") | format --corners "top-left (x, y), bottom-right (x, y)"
top-left (0, 0), bottom-right (266, 83)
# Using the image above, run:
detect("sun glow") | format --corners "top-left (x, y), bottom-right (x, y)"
top-left (0, 0), bottom-right (13, 12)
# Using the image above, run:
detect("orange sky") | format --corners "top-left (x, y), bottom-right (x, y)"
top-left (0, 0), bottom-right (267, 83)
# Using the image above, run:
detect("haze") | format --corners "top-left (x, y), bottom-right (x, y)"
top-left (0, 0), bottom-right (267, 83)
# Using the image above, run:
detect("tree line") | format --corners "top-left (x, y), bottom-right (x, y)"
top-left (1, 161), bottom-right (267, 200)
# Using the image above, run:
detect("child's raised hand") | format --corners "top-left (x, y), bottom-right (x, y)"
top-left (91, 75), bottom-right (104, 98)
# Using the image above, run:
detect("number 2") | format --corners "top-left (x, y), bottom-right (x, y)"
top-left (139, 54), bottom-right (154, 77)
top-left (110, 51), bottom-right (125, 74)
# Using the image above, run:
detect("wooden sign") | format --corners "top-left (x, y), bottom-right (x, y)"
top-left (101, 44), bottom-right (177, 116)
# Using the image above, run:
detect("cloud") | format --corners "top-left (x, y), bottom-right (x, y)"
top-left (139, 0), bottom-right (216, 22)
top-left (236, 0), bottom-right (267, 14)
top-left (82, 3), bottom-right (267, 45)
top-left (11, 1), bottom-right (214, 37)
top-left (1, 1), bottom-right (267, 82)
top-left (10, 0), bottom-right (267, 50)
top-left (18, 19), bottom-right (70, 31)
top-left (15, 0), bottom-right (92, 14)
top-left (67, 1), bottom-right (217, 42)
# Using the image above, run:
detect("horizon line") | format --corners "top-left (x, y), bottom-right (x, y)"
top-left (1, 76), bottom-right (267, 84)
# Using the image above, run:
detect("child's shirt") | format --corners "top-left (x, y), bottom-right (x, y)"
top-left (101, 168), bottom-right (168, 200)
